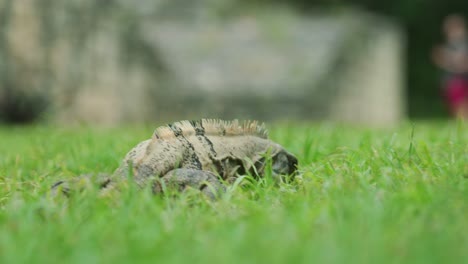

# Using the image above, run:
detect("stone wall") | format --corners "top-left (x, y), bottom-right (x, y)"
top-left (0, 0), bottom-right (164, 124)
top-left (0, 1), bottom-right (405, 126)
top-left (328, 14), bottom-right (406, 126)
top-left (144, 9), bottom-right (406, 125)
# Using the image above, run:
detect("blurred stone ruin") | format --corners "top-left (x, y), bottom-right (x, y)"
top-left (0, 0), bottom-right (405, 126)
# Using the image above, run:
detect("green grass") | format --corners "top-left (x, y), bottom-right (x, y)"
top-left (0, 121), bottom-right (467, 264)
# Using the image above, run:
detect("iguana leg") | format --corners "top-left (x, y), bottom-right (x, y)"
top-left (153, 169), bottom-right (225, 200)
top-left (50, 170), bottom-right (225, 200)
top-left (50, 173), bottom-right (113, 197)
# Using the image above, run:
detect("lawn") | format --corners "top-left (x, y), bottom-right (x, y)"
top-left (0, 121), bottom-right (467, 264)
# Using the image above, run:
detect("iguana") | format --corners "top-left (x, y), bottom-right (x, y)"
top-left (52, 119), bottom-right (298, 198)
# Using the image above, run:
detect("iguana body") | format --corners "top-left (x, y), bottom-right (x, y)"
top-left (53, 119), bottom-right (298, 198)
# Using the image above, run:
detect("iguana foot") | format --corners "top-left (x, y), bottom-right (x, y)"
top-left (50, 173), bottom-right (113, 197)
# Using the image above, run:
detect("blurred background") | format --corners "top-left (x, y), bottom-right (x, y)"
top-left (0, 0), bottom-right (467, 126)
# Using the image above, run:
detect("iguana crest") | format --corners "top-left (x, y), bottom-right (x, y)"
top-left (153, 119), bottom-right (268, 140)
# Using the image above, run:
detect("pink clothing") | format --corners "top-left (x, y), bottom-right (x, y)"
top-left (444, 76), bottom-right (468, 113)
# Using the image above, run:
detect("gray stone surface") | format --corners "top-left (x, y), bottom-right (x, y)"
top-left (0, 0), bottom-right (405, 125)
top-left (144, 10), bottom-right (405, 125)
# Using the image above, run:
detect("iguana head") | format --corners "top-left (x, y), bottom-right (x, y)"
top-left (271, 148), bottom-right (298, 177)
top-left (251, 143), bottom-right (298, 182)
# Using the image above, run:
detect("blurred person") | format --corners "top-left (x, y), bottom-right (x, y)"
top-left (432, 14), bottom-right (468, 119)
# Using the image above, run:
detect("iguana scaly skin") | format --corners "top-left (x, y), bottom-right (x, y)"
top-left (52, 119), bottom-right (298, 198)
